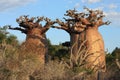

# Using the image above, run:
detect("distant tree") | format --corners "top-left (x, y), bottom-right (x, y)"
top-left (112, 47), bottom-right (120, 59)
top-left (0, 32), bottom-right (6, 43)
top-left (48, 45), bottom-right (67, 60)
top-left (62, 41), bottom-right (70, 47)
top-left (0, 27), bottom-right (19, 46)
top-left (106, 47), bottom-right (120, 64)
top-left (105, 48), bottom-right (120, 80)
top-left (55, 47), bottom-right (69, 60)
top-left (0, 27), bottom-right (7, 43)
top-left (106, 53), bottom-right (115, 65)
top-left (47, 39), bottom-right (69, 61)
top-left (6, 35), bottom-right (19, 46)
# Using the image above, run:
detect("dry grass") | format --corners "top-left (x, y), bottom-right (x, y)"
top-left (0, 42), bottom-right (90, 80)
top-left (0, 43), bottom-right (42, 80)
top-left (0, 42), bottom-right (92, 80)
top-left (0, 42), bottom-right (120, 80)
top-left (31, 61), bottom-right (66, 80)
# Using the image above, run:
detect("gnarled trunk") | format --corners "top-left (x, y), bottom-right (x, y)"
top-left (21, 28), bottom-right (48, 64)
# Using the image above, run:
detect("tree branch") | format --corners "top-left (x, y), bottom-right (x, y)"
top-left (41, 17), bottom-right (55, 34)
top-left (52, 26), bottom-right (68, 31)
top-left (8, 26), bottom-right (27, 34)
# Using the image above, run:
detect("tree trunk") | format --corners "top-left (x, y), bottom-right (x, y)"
top-left (70, 33), bottom-right (80, 66)
top-left (84, 26), bottom-right (106, 72)
top-left (21, 28), bottom-right (48, 64)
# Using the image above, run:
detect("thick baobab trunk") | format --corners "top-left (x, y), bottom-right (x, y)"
top-left (22, 28), bottom-right (48, 64)
top-left (84, 26), bottom-right (106, 72)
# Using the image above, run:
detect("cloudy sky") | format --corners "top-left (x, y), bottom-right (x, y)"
top-left (0, 0), bottom-right (120, 52)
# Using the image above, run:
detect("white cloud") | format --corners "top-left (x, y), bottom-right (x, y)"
top-left (82, 0), bottom-right (101, 4)
top-left (0, 0), bottom-right (37, 12)
top-left (74, 3), bottom-right (80, 8)
top-left (88, 0), bottom-right (101, 3)
top-left (93, 6), bottom-right (104, 11)
top-left (68, 0), bottom-right (73, 4)
top-left (81, 0), bottom-right (86, 3)
top-left (108, 4), bottom-right (117, 9)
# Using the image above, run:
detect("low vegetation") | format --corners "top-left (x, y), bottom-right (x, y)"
top-left (0, 31), bottom-right (120, 80)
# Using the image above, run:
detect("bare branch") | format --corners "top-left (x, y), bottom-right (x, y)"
top-left (56, 19), bottom-right (67, 26)
top-left (36, 16), bottom-right (44, 23)
top-left (95, 15), bottom-right (111, 27)
top-left (104, 21), bottom-right (111, 25)
top-left (29, 17), bottom-right (36, 22)
top-left (52, 26), bottom-right (69, 32)
top-left (64, 9), bottom-right (77, 18)
top-left (8, 25), bottom-right (27, 34)
top-left (84, 6), bottom-right (91, 11)
top-left (41, 17), bottom-right (55, 34)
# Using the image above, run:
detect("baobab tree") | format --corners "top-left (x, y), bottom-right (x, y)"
top-left (8, 15), bottom-right (55, 64)
top-left (52, 9), bottom-right (89, 67)
top-left (52, 7), bottom-right (110, 72)
top-left (82, 7), bottom-right (110, 72)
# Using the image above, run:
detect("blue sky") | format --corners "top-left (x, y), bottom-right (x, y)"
top-left (0, 0), bottom-right (120, 52)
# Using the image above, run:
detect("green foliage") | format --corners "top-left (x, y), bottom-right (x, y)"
top-left (105, 47), bottom-right (120, 80)
top-left (0, 27), bottom-right (19, 46)
top-left (112, 47), bottom-right (120, 59)
top-left (6, 35), bottom-right (18, 46)
top-left (48, 42), bottom-right (69, 61)
top-left (55, 48), bottom-right (69, 60)
top-left (0, 33), bottom-right (6, 43)
top-left (106, 47), bottom-right (120, 64)
top-left (0, 27), bottom-right (7, 43)
top-left (106, 53), bottom-right (115, 64)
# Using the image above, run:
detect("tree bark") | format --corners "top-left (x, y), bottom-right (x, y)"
top-left (84, 26), bottom-right (106, 72)
top-left (70, 33), bottom-right (79, 66)
top-left (21, 28), bottom-right (48, 64)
